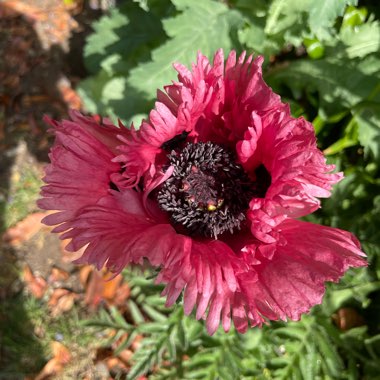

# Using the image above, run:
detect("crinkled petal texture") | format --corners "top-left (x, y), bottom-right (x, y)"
top-left (62, 191), bottom-right (189, 274)
top-left (158, 219), bottom-right (366, 335)
top-left (115, 50), bottom-right (343, 237)
top-left (241, 110), bottom-right (343, 243)
top-left (38, 113), bottom-right (122, 228)
top-left (39, 49), bottom-right (366, 335)
top-left (38, 112), bottom-right (187, 272)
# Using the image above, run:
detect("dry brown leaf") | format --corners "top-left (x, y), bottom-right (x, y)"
top-left (3, 212), bottom-right (47, 246)
top-left (35, 342), bottom-right (71, 380)
top-left (23, 265), bottom-right (47, 299)
top-left (48, 267), bottom-right (70, 283)
top-left (34, 358), bottom-right (63, 380)
top-left (84, 269), bottom-right (104, 308)
top-left (22, 94), bottom-right (51, 106)
top-left (48, 288), bottom-right (79, 317)
top-left (1, 0), bottom-right (47, 21)
top-left (48, 288), bottom-right (69, 307)
top-left (118, 349), bottom-right (133, 365)
top-left (131, 334), bottom-right (143, 351)
top-left (50, 291), bottom-right (77, 317)
top-left (52, 341), bottom-right (71, 364)
top-left (79, 265), bottom-right (93, 287)
top-left (113, 282), bottom-right (131, 306)
top-left (83, 268), bottom-right (129, 308)
top-left (332, 307), bottom-right (365, 331)
top-left (57, 76), bottom-right (82, 110)
top-left (106, 357), bottom-right (127, 371)
top-left (102, 274), bottom-right (122, 300)
top-left (33, 1), bottom-right (78, 50)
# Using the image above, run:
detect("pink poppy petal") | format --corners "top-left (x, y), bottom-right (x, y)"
top-left (241, 219), bottom-right (366, 322)
top-left (38, 113), bottom-right (120, 224)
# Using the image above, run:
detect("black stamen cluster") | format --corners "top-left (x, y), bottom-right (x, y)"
top-left (157, 142), bottom-right (261, 239)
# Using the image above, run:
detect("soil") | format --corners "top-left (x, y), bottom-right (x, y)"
top-left (0, 1), bottom-right (110, 377)
top-left (0, 0), bottom-right (101, 273)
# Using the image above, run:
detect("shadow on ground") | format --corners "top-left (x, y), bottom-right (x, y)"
top-left (0, 2), bottom-right (100, 376)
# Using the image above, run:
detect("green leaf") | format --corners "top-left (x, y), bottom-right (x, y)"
top-left (324, 118), bottom-right (359, 155)
top-left (313, 327), bottom-right (344, 377)
top-left (308, 0), bottom-right (357, 39)
top-left (77, 70), bottom-right (112, 115)
top-left (84, 2), bottom-right (166, 74)
top-left (238, 19), bottom-right (280, 58)
top-left (356, 102), bottom-right (380, 162)
top-left (265, 0), bottom-right (311, 36)
top-left (114, 331), bottom-right (138, 356)
top-left (84, 7), bottom-right (128, 74)
top-left (127, 0), bottom-right (243, 99)
top-left (340, 21), bottom-right (380, 58)
top-left (78, 73), bottom-right (151, 124)
top-left (109, 306), bottom-right (130, 329)
top-left (272, 326), bottom-right (307, 340)
top-left (127, 348), bottom-right (156, 380)
top-left (142, 304), bottom-right (168, 322)
top-left (267, 55), bottom-right (380, 118)
top-left (128, 299), bottom-right (145, 324)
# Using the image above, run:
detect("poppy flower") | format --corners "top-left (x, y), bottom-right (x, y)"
top-left (39, 50), bottom-right (366, 334)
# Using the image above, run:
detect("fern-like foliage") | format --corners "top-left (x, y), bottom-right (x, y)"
top-left (82, 266), bottom-right (380, 380)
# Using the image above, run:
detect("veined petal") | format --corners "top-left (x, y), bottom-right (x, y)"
top-left (241, 219), bottom-right (366, 322)
top-left (38, 113), bottom-right (120, 225)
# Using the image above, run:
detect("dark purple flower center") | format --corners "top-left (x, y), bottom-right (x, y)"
top-left (157, 141), bottom-right (270, 239)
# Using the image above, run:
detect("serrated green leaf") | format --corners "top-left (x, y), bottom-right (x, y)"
top-left (102, 328), bottom-right (125, 348)
top-left (265, 0), bottom-right (311, 36)
top-left (127, 0), bottom-right (243, 99)
top-left (267, 56), bottom-right (380, 118)
top-left (78, 73), bottom-right (151, 124)
top-left (274, 363), bottom-right (303, 380)
top-left (84, 2), bottom-right (166, 74)
top-left (364, 334), bottom-right (380, 361)
top-left (183, 368), bottom-right (212, 379)
top-left (234, 0), bottom-right (268, 15)
top-left (177, 319), bottom-right (187, 349)
top-left (340, 21), bottom-right (380, 58)
top-left (238, 19), bottom-right (280, 58)
top-left (308, 0), bottom-right (357, 39)
top-left (77, 70), bottom-right (111, 114)
top-left (84, 7), bottom-right (129, 74)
